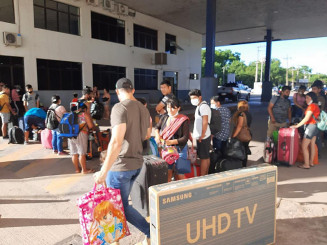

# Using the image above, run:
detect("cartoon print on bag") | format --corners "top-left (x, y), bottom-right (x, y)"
top-left (90, 201), bottom-right (125, 244)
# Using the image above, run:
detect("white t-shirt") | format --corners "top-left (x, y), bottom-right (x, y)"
top-left (193, 101), bottom-right (211, 140)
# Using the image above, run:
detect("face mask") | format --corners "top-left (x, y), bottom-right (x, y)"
top-left (168, 111), bottom-right (179, 118)
top-left (16, 89), bottom-right (20, 92)
top-left (210, 104), bottom-right (217, 109)
top-left (28, 91), bottom-right (33, 94)
top-left (308, 100), bottom-right (313, 105)
top-left (191, 99), bottom-right (199, 106)
top-left (284, 95), bottom-right (289, 99)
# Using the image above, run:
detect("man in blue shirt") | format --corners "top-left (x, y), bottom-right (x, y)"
top-left (24, 107), bottom-right (46, 145)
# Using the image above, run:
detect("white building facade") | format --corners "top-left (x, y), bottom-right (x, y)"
top-left (0, 0), bottom-right (202, 107)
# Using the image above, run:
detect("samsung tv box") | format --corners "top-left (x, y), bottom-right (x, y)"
top-left (149, 164), bottom-right (277, 245)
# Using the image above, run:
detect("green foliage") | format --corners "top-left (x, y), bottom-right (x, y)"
top-left (201, 49), bottom-right (326, 88)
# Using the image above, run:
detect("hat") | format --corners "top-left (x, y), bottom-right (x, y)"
top-left (116, 78), bottom-right (133, 90)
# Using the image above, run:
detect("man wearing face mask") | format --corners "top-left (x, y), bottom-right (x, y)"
top-left (189, 89), bottom-right (211, 176)
top-left (22, 84), bottom-right (40, 112)
top-left (267, 85), bottom-right (292, 138)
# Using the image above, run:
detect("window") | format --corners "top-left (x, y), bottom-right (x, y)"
top-left (37, 59), bottom-right (82, 90)
top-left (0, 55), bottom-right (25, 89)
top-left (165, 33), bottom-right (177, 54)
top-left (0, 0), bottom-right (15, 23)
top-left (33, 0), bottom-right (80, 35)
top-left (91, 12), bottom-right (125, 44)
top-left (134, 69), bottom-right (158, 90)
top-left (134, 24), bottom-right (157, 50)
top-left (93, 64), bottom-right (126, 90)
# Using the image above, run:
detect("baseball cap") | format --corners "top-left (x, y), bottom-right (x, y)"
top-left (116, 78), bottom-right (133, 90)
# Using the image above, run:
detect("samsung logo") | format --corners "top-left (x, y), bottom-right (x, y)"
top-left (162, 192), bottom-right (192, 204)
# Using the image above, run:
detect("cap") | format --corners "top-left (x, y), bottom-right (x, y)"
top-left (116, 78), bottom-right (133, 90)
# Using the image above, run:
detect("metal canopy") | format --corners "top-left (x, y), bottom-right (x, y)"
top-left (117, 0), bottom-right (327, 46)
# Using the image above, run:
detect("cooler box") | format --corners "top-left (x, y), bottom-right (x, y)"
top-left (149, 164), bottom-right (277, 245)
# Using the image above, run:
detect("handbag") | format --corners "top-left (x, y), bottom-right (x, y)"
top-left (161, 145), bottom-right (179, 164)
top-left (77, 184), bottom-right (130, 245)
top-left (188, 143), bottom-right (197, 164)
top-left (236, 113), bottom-right (252, 143)
top-left (224, 138), bottom-right (246, 161)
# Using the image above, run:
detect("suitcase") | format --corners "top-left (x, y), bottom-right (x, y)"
top-left (263, 138), bottom-right (277, 164)
top-left (215, 157), bottom-right (243, 172)
top-left (130, 155), bottom-right (168, 217)
top-left (41, 128), bottom-right (53, 149)
top-left (149, 164), bottom-right (277, 245)
top-left (208, 150), bottom-right (222, 174)
top-left (97, 130), bottom-right (110, 151)
top-left (296, 141), bottom-right (319, 165)
top-left (185, 163), bottom-right (201, 178)
top-left (277, 128), bottom-right (299, 166)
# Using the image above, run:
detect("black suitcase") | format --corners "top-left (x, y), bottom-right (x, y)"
top-left (130, 155), bottom-right (168, 217)
top-left (215, 157), bottom-right (243, 173)
top-left (209, 150), bottom-right (223, 174)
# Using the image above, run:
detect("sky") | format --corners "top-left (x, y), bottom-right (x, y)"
top-left (217, 37), bottom-right (327, 74)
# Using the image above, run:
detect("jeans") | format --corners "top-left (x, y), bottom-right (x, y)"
top-left (52, 129), bottom-right (63, 152)
top-left (106, 169), bottom-right (150, 238)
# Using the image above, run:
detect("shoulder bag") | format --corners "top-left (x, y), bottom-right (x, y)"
top-left (236, 113), bottom-right (252, 142)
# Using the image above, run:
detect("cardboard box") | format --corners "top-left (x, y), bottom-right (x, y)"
top-left (149, 164), bottom-right (277, 245)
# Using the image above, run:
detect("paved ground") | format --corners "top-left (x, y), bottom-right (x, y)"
top-left (0, 95), bottom-right (326, 245)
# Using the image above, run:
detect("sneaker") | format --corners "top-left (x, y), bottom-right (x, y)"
top-left (2, 135), bottom-right (9, 139)
top-left (24, 141), bottom-right (29, 145)
top-left (58, 151), bottom-right (68, 155)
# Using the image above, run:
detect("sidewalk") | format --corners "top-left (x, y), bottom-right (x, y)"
top-left (0, 96), bottom-right (326, 244)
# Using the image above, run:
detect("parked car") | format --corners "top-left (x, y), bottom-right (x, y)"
top-left (217, 83), bottom-right (250, 102)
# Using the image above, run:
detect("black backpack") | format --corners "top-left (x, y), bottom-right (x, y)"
top-left (45, 106), bottom-right (60, 130)
top-left (90, 101), bottom-right (104, 120)
top-left (198, 102), bottom-right (222, 135)
top-left (8, 126), bottom-right (24, 144)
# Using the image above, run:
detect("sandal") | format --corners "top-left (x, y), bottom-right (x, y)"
top-left (298, 165), bottom-right (310, 169)
top-left (310, 164), bottom-right (315, 167)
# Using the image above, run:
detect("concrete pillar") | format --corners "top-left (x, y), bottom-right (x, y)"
top-left (200, 0), bottom-right (218, 102)
top-left (261, 29), bottom-right (273, 102)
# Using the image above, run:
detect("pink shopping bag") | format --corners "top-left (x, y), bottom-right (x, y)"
top-left (77, 185), bottom-right (130, 245)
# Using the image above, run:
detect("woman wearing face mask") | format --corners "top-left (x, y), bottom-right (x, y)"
top-left (231, 100), bottom-right (252, 167)
top-left (291, 92), bottom-right (320, 169)
top-left (293, 85), bottom-right (307, 118)
top-left (155, 98), bottom-right (190, 182)
top-left (210, 96), bottom-right (231, 154)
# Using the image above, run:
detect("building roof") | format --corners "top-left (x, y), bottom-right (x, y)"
top-left (117, 0), bottom-right (327, 46)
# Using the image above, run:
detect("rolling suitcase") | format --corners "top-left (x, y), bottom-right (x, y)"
top-left (185, 163), bottom-right (201, 178)
top-left (130, 155), bottom-right (168, 217)
top-left (277, 128), bottom-right (299, 166)
top-left (215, 157), bottom-right (243, 172)
top-left (208, 150), bottom-right (222, 174)
top-left (41, 128), bottom-right (53, 149)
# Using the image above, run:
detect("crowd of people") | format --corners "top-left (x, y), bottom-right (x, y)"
top-left (0, 78), bottom-right (326, 244)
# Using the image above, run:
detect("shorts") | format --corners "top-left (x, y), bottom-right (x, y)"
top-left (304, 124), bottom-right (319, 139)
top-left (24, 115), bottom-right (45, 131)
top-left (68, 132), bottom-right (88, 155)
top-left (0, 112), bottom-right (10, 124)
top-left (196, 136), bottom-right (211, 159)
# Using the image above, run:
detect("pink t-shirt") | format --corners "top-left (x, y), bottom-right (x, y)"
top-left (11, 89), bottom-right (20, 102)
top-left (293, 93), bottom-right (306, 107)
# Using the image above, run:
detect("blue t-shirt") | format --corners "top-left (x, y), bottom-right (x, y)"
top-left (24, 108), bottom-right (46, 119)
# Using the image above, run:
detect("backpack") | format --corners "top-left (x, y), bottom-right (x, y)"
top-left (90, 100), bottom-right (104, 120)
top-left (58, 112), bottom-right (84, 138)
top-left (45, 106), bottom-right (60, 130)
top-left (313, 110), bottom-right (327, 131)
top-left (8, 126), bottom-right (24, 144)
top-left (198, 102), bottom-right (221, 135)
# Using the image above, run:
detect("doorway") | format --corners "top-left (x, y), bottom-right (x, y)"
top-left (163, 71), bottom-right (178, 97)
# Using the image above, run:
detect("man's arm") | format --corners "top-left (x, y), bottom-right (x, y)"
top-left (199, 115), bottom-right (208, 142)
top-left (36, 100), bottom-right (40, 108)
top-left (95, 123), bottom-right (126, 184)
top-left (267, 103), bottom-right (276, 123)
top-left (288, 107), bottom-right (292, 124)
top-left (22, 95), bottom-right (28, 112)
top-left (155, 102), bottom-right (165, 114)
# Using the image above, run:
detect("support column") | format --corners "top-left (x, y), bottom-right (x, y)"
top-left (200, 0), bottom-right (218, 102)
top-left (261, 29), bottom-right (273, 102)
